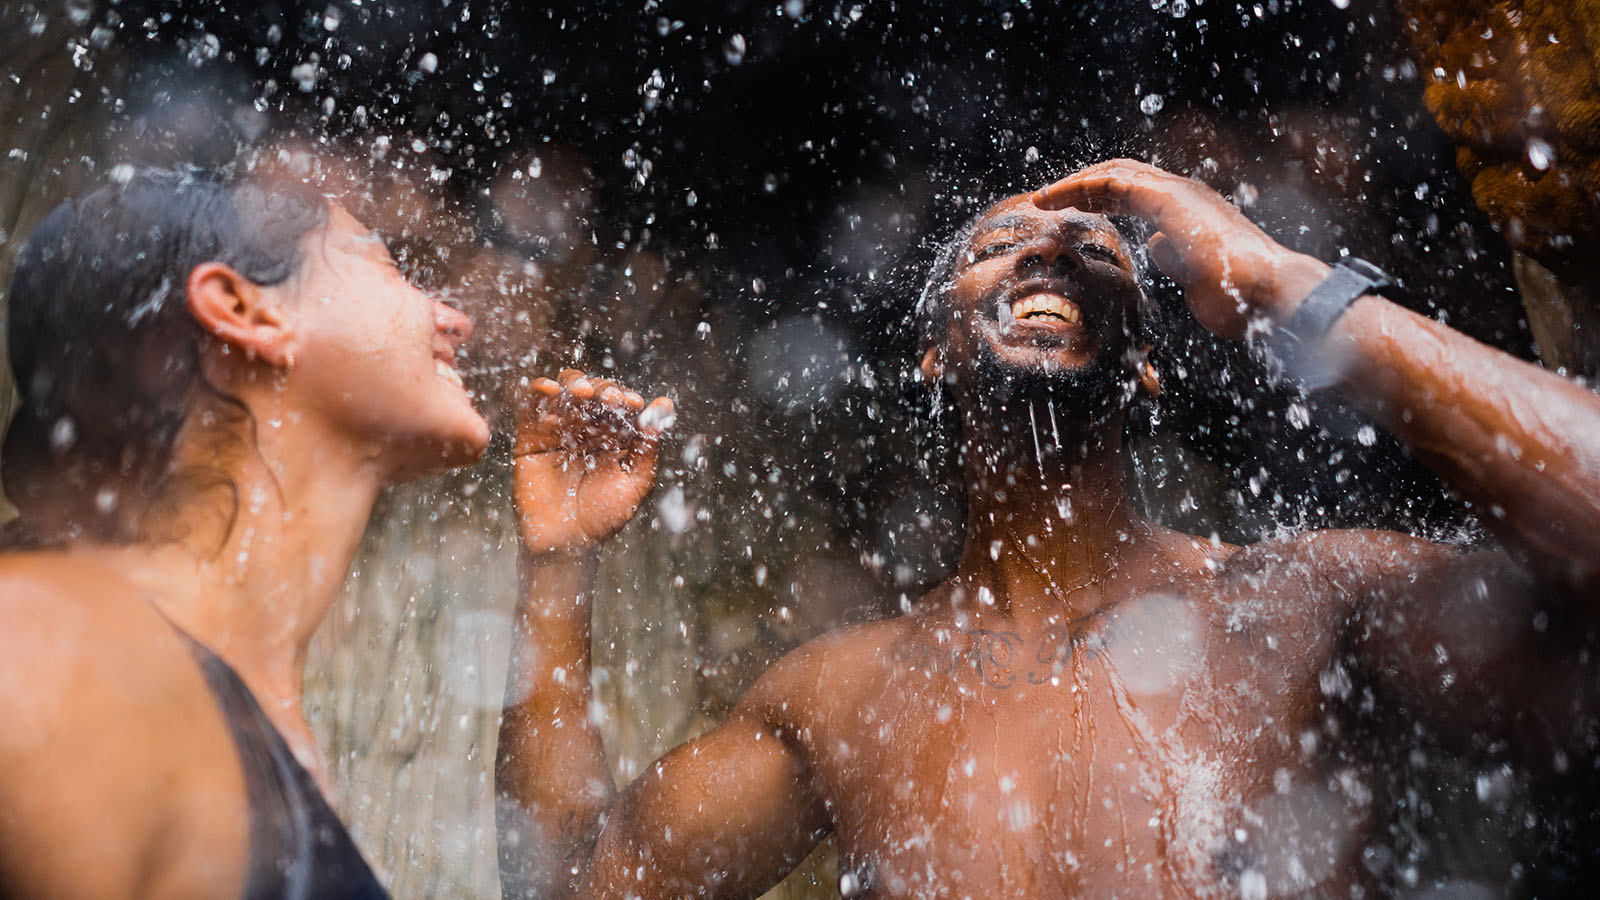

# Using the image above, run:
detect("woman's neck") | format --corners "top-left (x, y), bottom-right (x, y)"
top-left (109, 403), bottom-right (388, 746)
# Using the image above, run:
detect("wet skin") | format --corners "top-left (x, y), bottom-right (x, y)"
top-left (0, 206), bottom-right (487, 900)
top-left (499, 161), bottom-right (1600, 899)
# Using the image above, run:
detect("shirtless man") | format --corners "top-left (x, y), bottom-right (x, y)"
top-left (497, 160), bottom-right (1600, 899)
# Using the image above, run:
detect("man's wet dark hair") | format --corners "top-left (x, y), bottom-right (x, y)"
top-left (2, 168), bottom-right (328, 544)
top-left (914, 209), bottom-right (986, 361)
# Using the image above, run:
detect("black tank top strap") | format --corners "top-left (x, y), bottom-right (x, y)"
top-left (171, 628), bottom-right (391, 900)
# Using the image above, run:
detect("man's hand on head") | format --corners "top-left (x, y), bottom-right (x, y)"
top-left (1033, 159), bottom-right (1330, 340)
top-left (513, 369), bottom-right (674, 560)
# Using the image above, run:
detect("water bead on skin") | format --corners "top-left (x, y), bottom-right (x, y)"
top-left (637, 402), bottom-right (677, 435)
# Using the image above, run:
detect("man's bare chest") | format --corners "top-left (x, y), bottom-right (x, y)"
top-left (802, 596), bottom-right (1357, 897)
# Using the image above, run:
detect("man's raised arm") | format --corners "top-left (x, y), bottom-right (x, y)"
top-left (1036, 160), bottom-right (1600, 593)
top-left (496, 371), bottom-right (829, 900)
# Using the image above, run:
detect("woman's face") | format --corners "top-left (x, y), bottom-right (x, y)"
top-left (278, 204), bottom-right (490, 475)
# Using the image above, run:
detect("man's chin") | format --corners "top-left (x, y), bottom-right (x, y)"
top-left (972, 344), bottom-right (1127, 418)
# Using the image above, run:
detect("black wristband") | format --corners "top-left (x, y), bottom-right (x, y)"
top-left (1273, 257), bottom-right (1392, 371)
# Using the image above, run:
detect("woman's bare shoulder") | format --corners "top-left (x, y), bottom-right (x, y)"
top-left (0, 549), bottom-right (250, 898)
top-left (0, 548), bottom-right (176, 673)
top-left (0, 547), bottom-right (235, 767)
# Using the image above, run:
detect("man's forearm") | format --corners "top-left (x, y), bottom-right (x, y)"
top-left (496, 554), bottom-right (616, 900)
top-left (1324, 291), bottom-right (1600, 584)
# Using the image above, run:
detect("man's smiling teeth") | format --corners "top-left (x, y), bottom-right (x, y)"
top-left (435, 359), bottom-right (464, 388)
top-left (1011, 293), bottom-right (1080, 324)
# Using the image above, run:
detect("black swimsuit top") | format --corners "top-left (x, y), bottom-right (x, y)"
top-left (179, 632), bottom-right (391, 900)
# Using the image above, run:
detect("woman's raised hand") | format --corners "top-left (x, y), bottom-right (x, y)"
top-left (1033, 159), bottom-right (1329, 340)
top-left (513, 369), bottom-right (675, 558)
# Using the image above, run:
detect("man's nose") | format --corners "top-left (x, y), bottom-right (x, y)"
top-left (1019, 239), bottom-right (1078, 273)
top-left (435, 301), bottom-right (474, 349)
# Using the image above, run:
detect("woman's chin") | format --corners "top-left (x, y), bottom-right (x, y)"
top-left (439, 413), bottom-right (492, 468)
top-left (458, 415), bottom-right (492, 462)
top-left (388, 413), bottom-right (491, 480)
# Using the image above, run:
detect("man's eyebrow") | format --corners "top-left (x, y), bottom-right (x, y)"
top-left (971, 212), bottom-right (1116, 241)
top-left (971, 214), bottom-right (1033, 237)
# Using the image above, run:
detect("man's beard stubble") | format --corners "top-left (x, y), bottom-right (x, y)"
top-left (970, 337), bottom-right (1133, 441)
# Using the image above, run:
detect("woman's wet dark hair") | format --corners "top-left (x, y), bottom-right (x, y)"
top-left (2, 168), bottom-right (328, 544)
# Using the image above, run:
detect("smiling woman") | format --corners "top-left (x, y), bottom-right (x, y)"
top-left (0, 169), bottom-right (490, 900)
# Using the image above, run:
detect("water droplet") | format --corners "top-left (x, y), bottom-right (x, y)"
top-left (638, 403), bottom-right (677, 433)
top-left (1240, 869), bottom-right (1268, 900)
top-left (1140, 93), bottom-right (1165, 115)
top-left (723, 33), bottom-right (747, 65)
top-left (1527, 137), bottom-right (1554, 171)
top-left (290, 61), bottom-right (318, 92)
top-left (418, 52), bottom-right (439, 74)
top-left (50, 417), bottom-right (76, 451)
top-left (1287, 402), bottom-right (1310, 430)
top-left (657, 486), bottom-right (692, 533)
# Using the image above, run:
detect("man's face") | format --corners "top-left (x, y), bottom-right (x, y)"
top-left (931, 195), bottom-right (1142, 412)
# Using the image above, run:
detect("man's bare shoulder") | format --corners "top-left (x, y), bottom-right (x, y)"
top-left (1220, 526), bottom-right (1466, 582)
top-left (1207, 525), bottom-right (1482, 620)
top-left (734, 616), bottom-right (919, 724)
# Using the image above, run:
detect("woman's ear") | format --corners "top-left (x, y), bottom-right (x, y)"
top-left (185, 262), bottom-right (295, 369)
top-left (918, 345), bottom-right (943, 382)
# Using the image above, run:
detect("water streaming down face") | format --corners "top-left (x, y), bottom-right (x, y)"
top-left (4, 1), bottom-right (1592, 898)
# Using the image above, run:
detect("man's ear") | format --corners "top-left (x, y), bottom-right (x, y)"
top-left (185, 262), bottom-right (295, 369)
top-left (1137, 346), bottom-right (1161, 398)
top-left (918, 345), bottom-right (943, 382)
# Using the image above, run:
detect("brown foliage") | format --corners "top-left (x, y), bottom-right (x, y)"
top-left (1395, 0), bottom-right (1600, 276)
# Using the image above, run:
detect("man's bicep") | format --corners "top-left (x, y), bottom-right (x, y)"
top-left (1349, 541), bottom-right (1582, 744)
top-left (576, 712), bottom-right (830, 900)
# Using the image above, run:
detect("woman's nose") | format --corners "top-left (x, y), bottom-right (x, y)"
top-left (436, 301), bottom-right (474, 347)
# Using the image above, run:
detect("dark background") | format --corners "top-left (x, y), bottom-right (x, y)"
top-left (107, 0), bottom-right (1529, 556)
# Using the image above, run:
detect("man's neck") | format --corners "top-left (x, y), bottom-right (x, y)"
top-left (952, 398), bottom-right (1149, 621)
